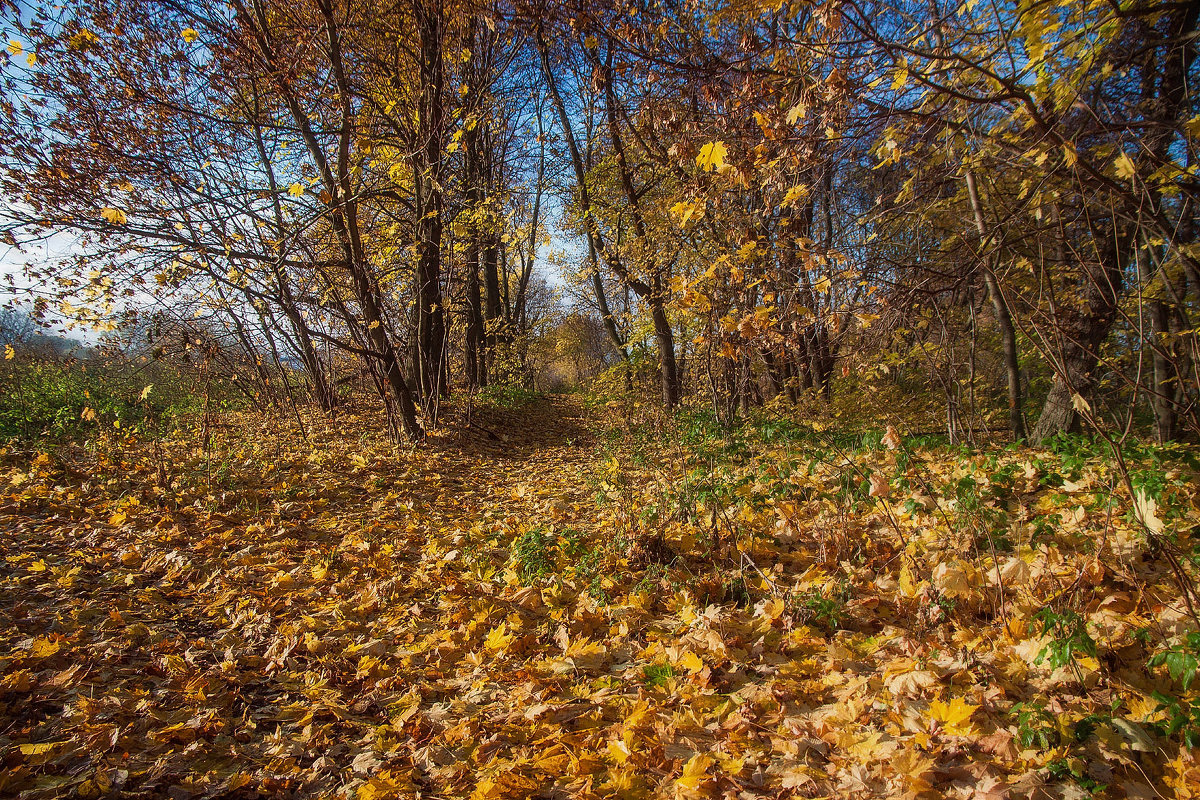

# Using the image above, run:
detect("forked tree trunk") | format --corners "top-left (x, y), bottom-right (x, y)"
top-left (1031, 230), bottom-right (1124, 440)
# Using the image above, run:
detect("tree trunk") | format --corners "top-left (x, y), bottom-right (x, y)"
top-left (239, 0), bottom-right (422, 439)
top-left (1031, 226), bottom-right (1125, 440)
top-left (1151, 299), bottom-right (1178, 442)
top-left (466, 242), bottom-right (485, 389)
top-left (965, 170), bottom-right (1026, 439)
top-left (413, 0), bottom-right (447, 409)
top-left (650, 303), bottom-right (680, 408)
top-left (588, 237), bottom-right (629, 361)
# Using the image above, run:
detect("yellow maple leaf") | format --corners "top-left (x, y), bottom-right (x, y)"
top-left (845, 729), bottom-right (887, 759)
top-left (57, 565), bottom-right (80, 588)
top-left (929, 696), bottom-right (979, 736)
top-left (932, 559), bottom-right (980, 599)
top-left (4, 344), bottom-right (13, 360)
top-left (781, 184), bottom-right (809, 208)
top-left (696, 141), bottom-right (727, 173)
top-left (608, 738), bottom-right (632, 764)
top-left (675, 752), bottom-right (713, 794)
top-left (100, 207), bottom-right (127, 224)
top-left (181, 28), bottom-right (199, 43)
top-left (1114, 152), bottom-right (1136, 180)
top-left (29, 637), bottom-right (62, 658)
top-left (69, 29), bottom-right (98, 49)
top-left (736, 240), bottom-right (757, 262)
top-left (357, 770), bottom-right (414, 800)
top-left (891, 747), bottom-right (935, 790)
top-left (671, 199), bottom-right (703, 227)
top-left (484, 622), bottom-right (514, 652)
top-left (1126, 692), bottom-right (1162, 722)
top-left (1185, 114), bottom-right (1200, 139)
top-left (288, 183), bottom-right (305, 197)
top-left (677, 651), bottom-right (704, 674)
top-left (715, 752), bottom-right (744, 776)
top-left (7, 40), bottom-right (22, 56)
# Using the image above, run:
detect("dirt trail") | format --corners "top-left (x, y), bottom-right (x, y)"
top-left (377, 395), bottom-right (607, 551)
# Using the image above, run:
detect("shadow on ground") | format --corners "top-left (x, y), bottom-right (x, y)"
top-left (431, 394), bottom-right (594, 460)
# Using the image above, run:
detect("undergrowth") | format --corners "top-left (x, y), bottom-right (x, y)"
top-left (0, 355), bottom-right (242, 442)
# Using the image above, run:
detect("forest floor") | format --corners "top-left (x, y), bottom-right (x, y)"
top-left (1, 394), bottom-right (1199, 799)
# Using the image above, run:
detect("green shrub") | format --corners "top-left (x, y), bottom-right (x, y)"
top-left (510, 527), bottom-right (554, 584)
top-left (477, 383), bottom-right (540, 410)
top-left (0, 355), bottom-right (236, 441)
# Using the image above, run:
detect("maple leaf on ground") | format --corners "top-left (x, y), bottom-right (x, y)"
top-left (932, 559), bottom-right (980, 600)
top-left (882, 425), bottom-right (902, 450)
top-left (884, 659), bottom-right (938, 696)
top-left (484, 622), bottom-right (515, 652)
top-left (28, 637), bottom-right (62, 658)
top-left (674, 753), bottom-right (713, 797)
top-left (929, 697), bottom-right (979, 736)
top-left (1133, 489), bottom-right (1164, 535)
top-left (890, 747), bottom-right (935, 791)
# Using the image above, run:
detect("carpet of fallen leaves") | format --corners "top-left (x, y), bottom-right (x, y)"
top-left (2, 396), bottom-right (1200, 799)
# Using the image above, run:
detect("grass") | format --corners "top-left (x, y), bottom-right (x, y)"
top-left (0, 355), bottom-right (242, 442)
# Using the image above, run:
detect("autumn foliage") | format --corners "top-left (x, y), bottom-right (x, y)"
top-left (2, 0), bottom-right (1200, 797)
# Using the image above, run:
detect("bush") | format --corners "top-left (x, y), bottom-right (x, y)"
top-left (0, 354), bottom-right (236, 441)
top-left (477, 382), bottom-right (540, 410)
top-left (510, 527), bottom-right (555, 583)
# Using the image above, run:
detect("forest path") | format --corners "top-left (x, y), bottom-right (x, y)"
top-left (0, 393), bottom-right (645, 800)
top-left (402, 393), bottom-right (610, 547)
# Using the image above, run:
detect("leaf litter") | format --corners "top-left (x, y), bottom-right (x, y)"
top-left (1, 397), bottom-right (1199, 799)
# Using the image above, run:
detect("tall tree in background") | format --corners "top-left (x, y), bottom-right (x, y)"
top-left (1, 0), bottom-right (1196, 441)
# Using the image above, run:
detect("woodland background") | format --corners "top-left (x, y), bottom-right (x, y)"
top-left (2, 0), bottom-right (1200, 798)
